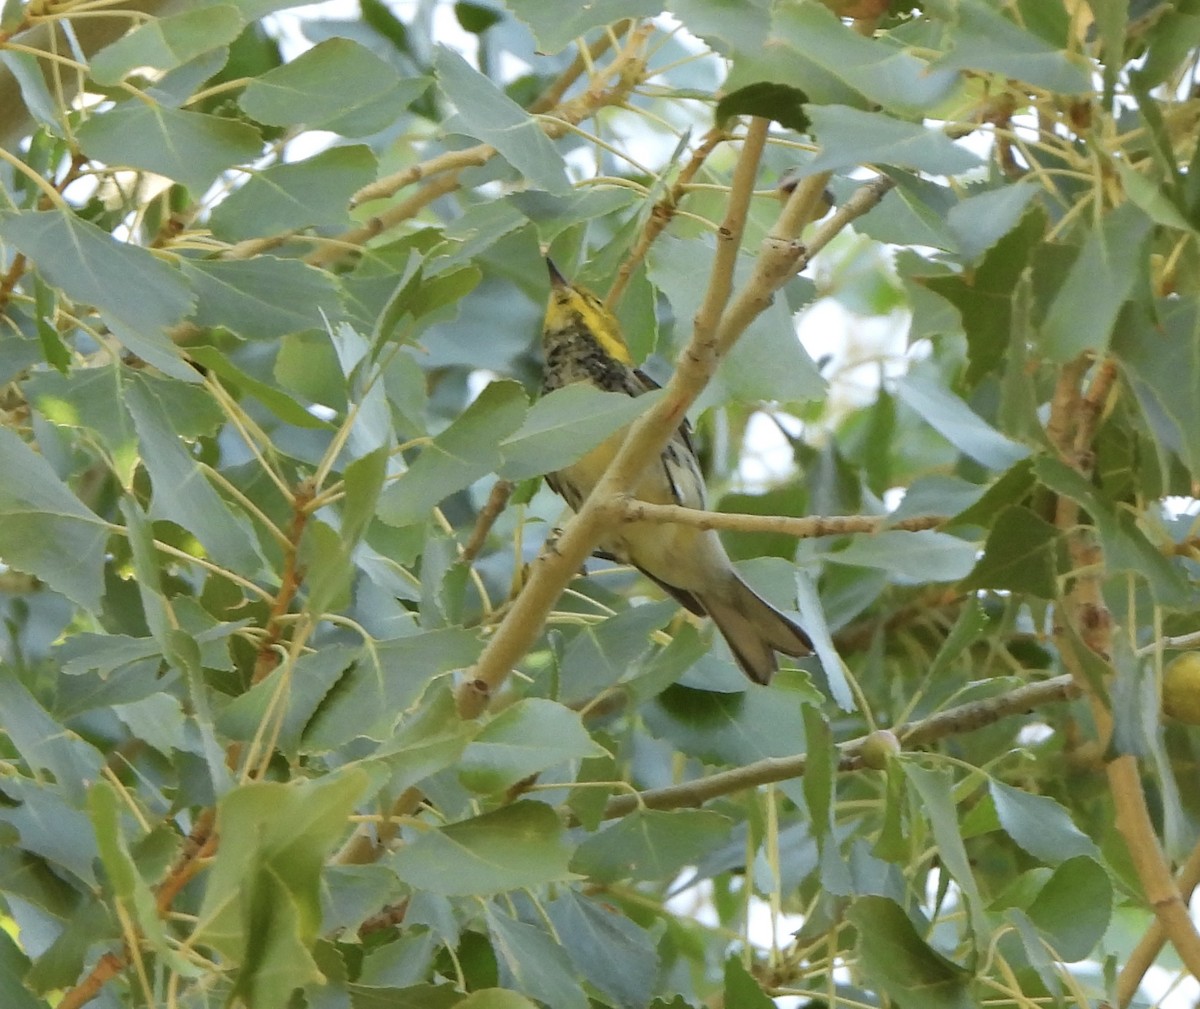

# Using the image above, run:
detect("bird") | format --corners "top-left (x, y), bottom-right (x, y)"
top-left (539, 259), bottom-right (812, 684)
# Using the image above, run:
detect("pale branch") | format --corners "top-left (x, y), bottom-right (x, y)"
top-left (462, 480), bottom-right (514, 563)
top-left (1116, 834), bottom-right (1200, 1008)
top-left (618, 499), bottom-right (945, 537)
top-left (595, 674), bottom-right (1081, 821)
top-left (1108, 754), bottom-right (1200, 975)
top-left (304, 173), bottom-right (463, 268)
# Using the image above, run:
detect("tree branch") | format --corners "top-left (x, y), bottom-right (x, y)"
top-left (595, 675), bottom-right (1080, 820)
top-left (618, 499), bottom-right (944, 537)
top-left (1116, 833), bottom-right (1200, 1007)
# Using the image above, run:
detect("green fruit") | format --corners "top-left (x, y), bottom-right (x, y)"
top-left (860, 729), bottom-right (902, 769)
top-left (1163, 653), bottom-right (1200, 725)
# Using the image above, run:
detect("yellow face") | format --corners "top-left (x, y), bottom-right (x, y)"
top-left (544, 279), bottom-right (633, 366)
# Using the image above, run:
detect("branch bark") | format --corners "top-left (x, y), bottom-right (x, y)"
top-left (619, 500), bottom-right (943, 537)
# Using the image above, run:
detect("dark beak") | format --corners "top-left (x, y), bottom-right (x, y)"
top-left (546, 258), bottom-right (568, 288)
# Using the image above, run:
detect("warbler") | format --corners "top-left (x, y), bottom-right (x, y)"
top-left (540, 260), bottom-right (812, 684)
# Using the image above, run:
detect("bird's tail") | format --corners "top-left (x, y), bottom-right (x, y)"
top-left (703, 577), bottom-right (812, 685)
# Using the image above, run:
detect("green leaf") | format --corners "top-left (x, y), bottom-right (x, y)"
top-left (951, 459), bottom-right (1036, 529)
top-left (827, 529), bottom-right (978, 584)
top-left (649, 234), bottom-right (823, 402)
top-left (0, 671), bottom-right (104, 804)
top-left (368, 685), bottom-right (475, 792)
top-left (120, 497), bottom-right (172, 645)
top-left (0, 50), bottom-right (60, 132)
top-left (503, 0), bottom-right (664, 53)
top-left (26, 364), bottom-right (139, 484)
top-left (76, 103), bottom-right (262, 194)
top-left (0, 427), bottom-right (109, 611)
top-left (0, 779), bottom-right (100, 887)
top-left (566, 742), bottom-right (619, 831)
top-left (571, 809), bottom-right (731, 883)
top-left (88, 782), bottom-right (186, 969)
top-left (806, 105), bottom-right (983, 176)
top-left (1114, 159), bottom-right (1196, 232)
top-left (670, 0), bottom-right (769, 54)
top-left (902, 764), bottom-right (987, 940)
top-left (454, 992), bottom-right (540, 1009)
top-left (89, 5), bottom-right (244, 84)
top-left (378, 381), bottom-right (528, 527)
top-left (484, 906), bottom-right (588, 1009)
top-left (459, 698), bottom-right (606, 794)
top-left (0, 209), bottom-right (194, 373)
top-left (645, 682), bottom-right (809, 766)
top-left (1113, 296), bottom-right (1200, 479)
top-left (195, 771), bottom-right (370, 1009)
top-left (0, 928), bottom-right (42, 1009)
top-left (546, 889), bottom-right (659, 1009)
top-left (434, 47), bottom-right (570, 195)
top-left (802, 704), bottom-right (835, 842)
top-left (947, 182), bottom-right (1040, 264)
top-left (723, 957), bottom-right (775, 1009)
top-left (239, 38), bottom-right (423, 136)
top-left (186, 346), bottom-right (329, 428)
top-left (125, 377), bottom-right (264, 575)
top-left (456, 2), bottom-right (504, 33)
top-left (303, 629), bottom-right (483, 747)
top-left (557, 602), bottom-right (678, 704)
top-left (390, 802), bottom-right (576, 896)
top-left (718, 292), bottom-right (825, 403)
top-left (182, 257), bottom-right (344, 340)
top-left (325, 866), bottom-right (407, 938)
top-left (210, 145), bottom-right (378, 241)
top-left (849, 895), bottom-right (975, 1009)
top-left (894, 374), bottom-right (1029, 470)
top-left (988, 780), bottom-right (1098, 864)
top-left (217, 643), bottom-right (359, 753)
top-left (934, 0), bottom-right (1093, 93)
top-left (499, 384), bottom-right (660, 480)
top-left (1024, 856), bottom-right (1113, 961)
top-left (960, 506), bottom-right (1058, 598)
top-left (770, 2), bottom-right (961, 115)
top-left (716, 82), bottom-right (810, 132)
top-left (1040, 201), bottom-right (1154, 361)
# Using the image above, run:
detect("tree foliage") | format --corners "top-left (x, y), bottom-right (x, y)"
top-left (1, 1), bottom-right (1199, 1008)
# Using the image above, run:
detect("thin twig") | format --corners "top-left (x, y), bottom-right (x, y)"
top-left (618, 499), bottom-right (944, 537)
top-left (595, 675), bottom-right (1080, 820)
top-left (462, 480), bottom-right (514, 562)
top-left (606, 127), bottom-right (727, 308)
